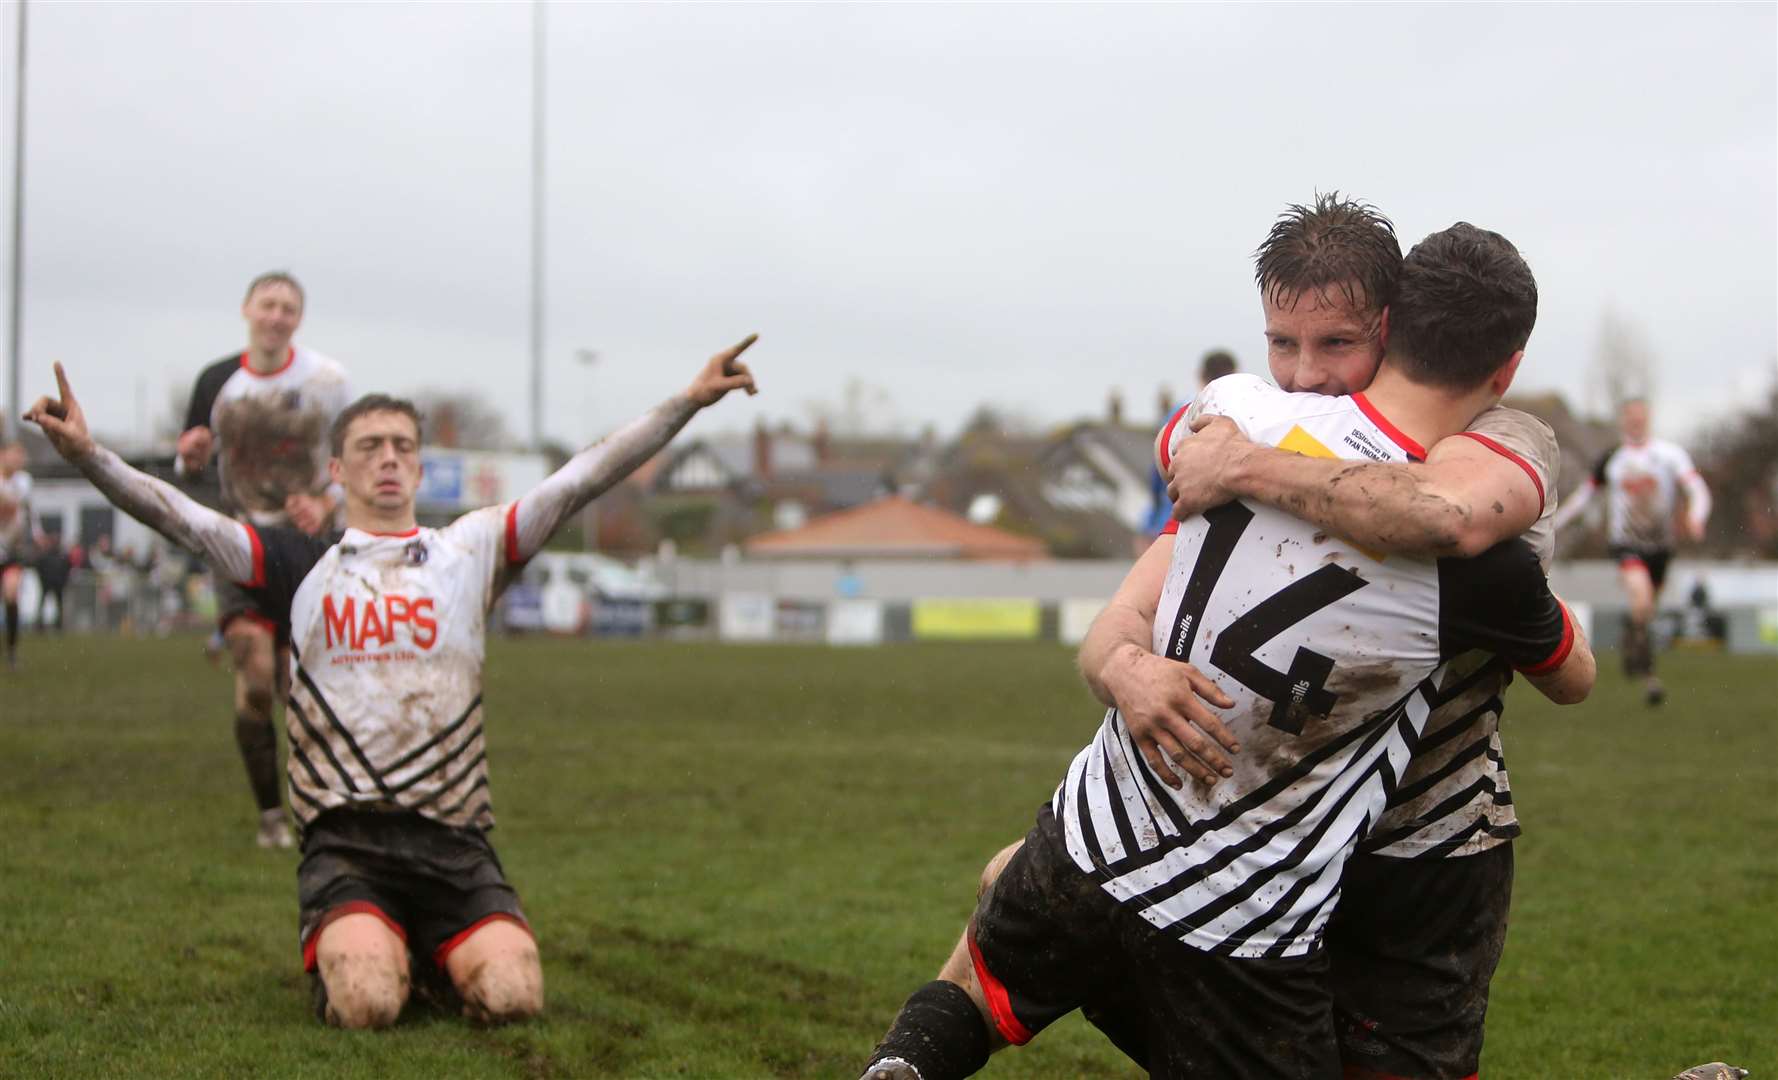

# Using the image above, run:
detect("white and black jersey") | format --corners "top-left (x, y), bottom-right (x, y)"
top-left (1061, 375), bottom-right (1573, 959)
top-left (184, 347), bottom-right (352, 527)
top-left (0, 470), bottom-right (30, 563)
top-left (246, 513), bottom-right (518, 831)
top-left (1363, 406), bottom-right (1558, 860)
top-left (1579, 439), bottom-right (1708, 552)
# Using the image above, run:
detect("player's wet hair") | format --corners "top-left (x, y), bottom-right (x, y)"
top-left (1253, 193), bottom-right (1401, 315)
top-left (330, 394), bottom-right (424, 456)
top-left (244, 271), bottom-right (304, 307)
top-left (1386, 222), bottom-right (1538, 391)
top-left (1199, 349), bottom-right (1237, 384)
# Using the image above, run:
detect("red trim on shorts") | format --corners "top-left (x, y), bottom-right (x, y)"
top-left (302, 900), bottom-right (407, 972)
top-left (433, 912), bottom-right (532, 970)
top-left (1618, 554), bottom-right (1648, 573)
top-left (1456, 432), bottom-right (1545, 515)
top-left (1518, 602), bottom-right (1575, 676)
top-left (1156, 404), bottom-right (1190, 471)
top-left (504, 501), bottom-right (523, 564)
top-left (966, 930), bottom-right (1034, 1046)
top-left (239, 347), bottom-right (297, 378)
top-left (1351, 393), bottom-right (1427, 461)
top-left (219, 609), bottom-right (278, 638)
top-left (241, 523), bottom-right (266, 588)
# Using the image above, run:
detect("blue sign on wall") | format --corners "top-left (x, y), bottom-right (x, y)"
top-left (418, 451), bottom-right (464, 505)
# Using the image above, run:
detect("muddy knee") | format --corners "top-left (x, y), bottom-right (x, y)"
top-left (460, 951), bottom-right (544, 1024)
top-left (319, 954), bottom-right (408, 1030)
top-left (314, 912), bottom-right (409, 1030)
top-left (978, 840), bottom-right (1024, 899)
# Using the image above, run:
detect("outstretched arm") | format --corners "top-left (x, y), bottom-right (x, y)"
top-left (24, 363), bottom-right (256, 583)
top-left (504, 335), bottom-right (759, 562)
top-left (1168, 414), bottom-right (1544, 558)
top-left (1549, 478), bottom-right (1597, 535)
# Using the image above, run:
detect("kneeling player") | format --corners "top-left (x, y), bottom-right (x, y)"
top-left (27, 337), bottom-right (758, 1028)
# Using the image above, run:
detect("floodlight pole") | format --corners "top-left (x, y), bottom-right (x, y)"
top-left (528, 0), bottom-right (546, 451)
top-left (6, 0), bottom-right (25, 441)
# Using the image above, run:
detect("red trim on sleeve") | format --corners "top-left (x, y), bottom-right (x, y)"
top-left (433, 912), bottom-right (532, 970)
top-left (242, 523), bottom-right (266, 588)
top-left (1517, 602), bottom-right (1575, 676)
top-left (967, 930), bottom-right (1034, 1045)
top-left (301, 900), bottom-right (407, 973)
top-left (1160, 519), bottom-right (1180, 536)
top-left (504, 501), bottom-right (523, 565)
top-left (1156, 404), bottom-right (1190, 471)
top-left (1351, 393), bottom-right (1428, 461)
top-left (239, 347), bottom-right (297, 378)
top-left (1456, 432), bottom-right (1546, 515)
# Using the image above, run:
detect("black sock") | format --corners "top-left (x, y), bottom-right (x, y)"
top-left (234, 714), bottom-right (283, 813)
top-left (1623, 619), bottom-right (1652, 676)
top-left (862, 981), bottom-right (993, 1080)
top-left (4, 601), bottom-right (17, 657)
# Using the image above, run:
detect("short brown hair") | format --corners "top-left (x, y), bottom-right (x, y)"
top-left (1253, 193), bottom-right (1401, 315)
top-left (1386, 222), bottom-right (1538, 391)
top-left (244, 271), bottom-right (304, 307)
top-left (1198, 349), bottom-right (1237, 384)
top-left (330, 394), bottom-right (424, 456)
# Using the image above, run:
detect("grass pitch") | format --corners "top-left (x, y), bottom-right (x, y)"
top-left (0, 637), bottom-right (1771, 1078)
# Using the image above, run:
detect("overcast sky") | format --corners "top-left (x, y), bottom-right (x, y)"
top-left (6, 2), bottom-right (1773, 450)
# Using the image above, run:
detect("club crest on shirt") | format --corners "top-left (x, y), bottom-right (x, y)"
top-left (404, 539), bottom-right (429, 566)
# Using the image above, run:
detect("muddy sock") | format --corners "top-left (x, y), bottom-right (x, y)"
top-left (862, 981), bottom-right (993, 1080)
top-left (235, 713), bottom-right (283, 812)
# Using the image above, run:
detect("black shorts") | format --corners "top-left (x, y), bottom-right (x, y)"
top-left (969, 806), bottom-right (1339, 1079)
top-left (297, 808), bottom-right (529, 975)
top-left (1325, 844), bottom-right (1514, 1080)
top-left (213, 570), bottom-right (281, 641)
top-left (1610, 545), bottom-right (1673, 591)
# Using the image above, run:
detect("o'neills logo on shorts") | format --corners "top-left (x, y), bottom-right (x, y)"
top-left (323, 594), bottom-right (439, 652)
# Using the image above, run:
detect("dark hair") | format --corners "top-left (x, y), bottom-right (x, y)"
top-left (244, 271), bottom-right (304, 307)
top-left (1253, 193), bottom-right (1401, 316)
top-left (330, 394), bottom-right (424, 456)
top-left (1386, 222), bottom-right (1538, 391)
top-left (1198, 350), bottom-right (1237, 384)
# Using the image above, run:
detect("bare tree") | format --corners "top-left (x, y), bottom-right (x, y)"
top-left (1591, 308), bottom-right (1657, 413)
top-left (411, 390), bottom-right (513, 451)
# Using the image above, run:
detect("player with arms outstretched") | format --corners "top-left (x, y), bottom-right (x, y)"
top-left (1551, 398), bottom-right (1710, 705)
top-left (177, 271), bottom-right (353, 849)
top-left (26, 335), bottom-right (758, 1029)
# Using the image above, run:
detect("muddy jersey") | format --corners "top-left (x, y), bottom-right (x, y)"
top-left (1588, 439), bottom-right (1702, 551)
top-left (1363, 405), bottom-right (1559, 860)
top-left (244, 510), bottom-right (520, 832)
top-left (1060, 375), bottom-right (1573, 959)
top-left (184, 347), bottom-right (351, 527)
top-left (0, 470), bottom-right (30, 560)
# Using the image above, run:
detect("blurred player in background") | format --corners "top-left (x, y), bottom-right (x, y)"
top-left (0, 441), bottom-right (32, 668)
top-left (27, 334), bottom-right (758, 1030)
top-left (1551, 398), bottom-right (1711, 705)
top-left (1142, 350), bottom-right (1237, 539)
top-left (177, 271), bottom-right (352, 849)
